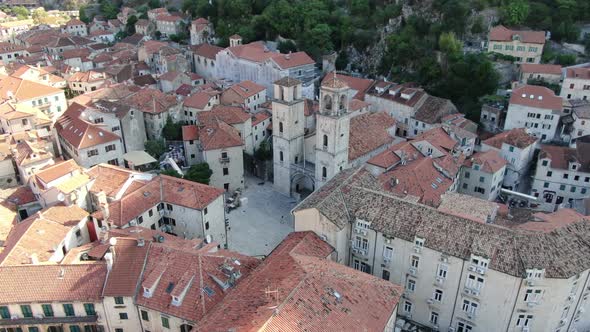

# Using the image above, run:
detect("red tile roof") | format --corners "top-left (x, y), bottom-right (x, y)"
top-left (227, 80), bottom-right (265, 99)
top-left (227, 42), bottom-right (314, 68)
top-left (517, 209), bottom-right (586, 233)
top-left (270, 51), bottom-right (315, 69)
top-left (183, 91), bottom-right (215, 109)
top-left (322, 72), bottom-right (375, 100)
top-left (464, 150), bottom-right (507, 173)
top-left (199, 231), bottom-right (402, 332)
top-left (251, 111), bottom-right (270, 126)
top-left (565, 65), bottom-right (590, 80)
top-left (86, 163), bottom-right (143, 197)
top-left (199, 119), bottom-right (243, 151)
top-left (54, 103), bottom-right (121, 149)
top-left (482, 128), bottom-right (538, 150)
top-left (198, 105), bottom-right (250, 125)
top-left (348, 112), bottom-right (396, 161)
top-left (182, 124), bottom-right (199, 141)
top-left (35, 159), bottom-right (81, 187)
top-left (103, 238), bottom-right (150, 296)
top-left (510, 85), bottom-right (562, 110)
top-left (0, 264), bottom-right (108, 304)
top-left (122, 87), bottom-right (177, 114)
top-left (65, 18), bottom-right (85, 26)
top-left (489, 25), bottom-right (546, 44)
top-left (191, 43), bottom-right (223, 60)
top-left (520, 63), bottom-right (562, 75)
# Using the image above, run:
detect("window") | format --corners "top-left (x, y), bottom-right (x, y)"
top-left (29, 328), bottom-right (40, 332)
top-left (516, 314), bottom-right (533, 327)
top-left (42, 304), bottom-right (54, 317)
top-left (322, 167), bottom-right (327, 178)
top-left (411, 255), bottom-right (419, 268)
top-left (383, 246), bottom-right (393, 259)
top-left (112, 126), bottom-right (120, 131)
top-left (517, 46), bottom-right (525, 51)
top-left (403, 300), bottom-right (412, 313)
top-left (20, 305), bottom-right (32, 318)
top-left (434, 289), bottom-right (443, 302)
top-left (493, 44), bottom-right (502, 50)
top-left (166, 204), bottom-right (173, 211)
top-left (457, 322), bottom-right (473, 332)
top-left (105, 144), bottom-right (116, 152)
top-left (464, 171), bottom-right (470, 179)
top-left (437, 264), bottom-right (448, 278)
top-left (575, 175), bottom-right (580, 181)
top-left (84, 303), bottom-right (95, 316)
top-left (279, 122), bottom-right (283, 133)
top-left (138, 216), bottom-right (143, 224)
top-left (162, 316), bottom-right (170, 328)
top-left (70, 327), bottom-right (81, 332)
top-left (279, 151), bottom-right (283, 162)
top-left (462, 299), bottom-right (478, 315)
top-left (114, 297), bottom-right (124, 305)
top-left (479, 176), bottom-right (485, 183)
top-left (87, 149), bottom-right (99, 157)
top-left (564, 173), bottom-right (569, 179)
top-left (115, 329), bottom-right (123, 332)
top-left (63, 303), bottom-right (75, 316)
top-left (524, 289), bottom-right (542, 303)
top-left (407, 278), bottom-right (416, 292)
top-left (223, 168), bottom-right (229, 175)
top-left (0, 306), bottom-right (9, 319)
top-left (119, 312), bottom-right (128, 319)
top-left (509, 146), bottom-right (514, 152)
top-left (547, 171), bottom-right (552, 177)
top-left (149, 209), bottom-right (153, 217)
top-left (466, 274), bottom-right (484, 291)
top-left (430, 311), bottom-right (439, 325)
top-left (571, 186), bottom-right (576, 193)
top-left (141, 310), bottom-right (149, 321)
top-left (323, 134), bottom-right (328, 147)
top-left (205, 221), bottom-right (209, 230)
top-left (560, 184), bottom-right (566, 190)
top-left (382, 269), bottom-right (390, 280)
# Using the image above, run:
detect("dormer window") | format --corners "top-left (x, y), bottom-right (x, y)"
top-left (143, 287), bottom-right (153, 298)
top-left (171, 296), bottom-right (181, 306)
top-left (469, 255), bottom-right (489, 275)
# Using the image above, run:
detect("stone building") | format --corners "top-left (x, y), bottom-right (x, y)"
top-left (488, 25), bottom-right (546, 64)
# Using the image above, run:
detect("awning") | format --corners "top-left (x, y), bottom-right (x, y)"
top-left (123, 150), bottom-right (157, 166)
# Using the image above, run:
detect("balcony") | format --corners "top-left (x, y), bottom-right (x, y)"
top-left (0, 315), bottom-right (98, 326)
top-left (219, 157), bottom-right (230, 164)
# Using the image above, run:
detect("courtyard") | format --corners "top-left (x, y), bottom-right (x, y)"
top-left (226, 176), bottom-right (298, 256)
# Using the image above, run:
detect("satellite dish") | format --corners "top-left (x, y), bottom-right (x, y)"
top-left (109, 237), bottom-right (117, 246)
top-left (57, 192), bottom-right (65, 201)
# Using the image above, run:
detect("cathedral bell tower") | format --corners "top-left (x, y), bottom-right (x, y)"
top-left (271, 77), bottom-right (305, 195)
top-left (315, 74), bottom-right (350, 188)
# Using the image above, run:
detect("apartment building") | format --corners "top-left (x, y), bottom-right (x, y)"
top-left (221, 80), bottom-right (267, 112)
top-left (61, 18), bottom-right (88, 37)
top-left (0, 102), bottom-right (51, 135)
top-left (0, 76), bottom-right (67, 120)
top-left (120, 87), bottom-right (180, 140)
top-left (519, 63), bottom-right (562, 85)
top-left (155, 14), bottom-right (183, 38)
top-left (251, 111), bottom-right (271, 150)
top-left (215, 37), bottom-right (316, 98)
top-left (190, 17), bottom-right (214, 45)
top-left (294, 168), bottom-right (590, 332)
top-left (560, 65), bottom-right (590, 101)
top-left (9, 64), bottom-right (67, 88)
top-left (55, 103), bottom-right (125, 168)
top-left (198, 105), bottom-right (254, 154)
top-left (567, 100), bottom-right (590, 146)
top-left (458, 150), bottom-right (507, 201)
top-left (13, 138), bottom-right (55, 185)
top-left (481, 128), bottom-right (539, 191)
top-left (530, 138), bottom-right (590, 211)
top-left (504, 85), bottom-right (562, 142)
top-left (135, 19), bottom-right (153, 36)
top-left (0, 42), bottom-right (27, 64)
top-left (67, 71), bottom-right (111, 95)
top-left (488, 25), bottom-right (546, 64)
top-left (191, 43), bottom-right (223, 79)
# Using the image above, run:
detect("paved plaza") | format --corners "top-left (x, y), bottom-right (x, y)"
top-left (226, 176), bottom-right (298, 256)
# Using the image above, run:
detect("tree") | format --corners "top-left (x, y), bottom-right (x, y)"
top-left (162, 117), bottom-right (183, 140)
top-left (32, 8), bottom-right (48, 24)
top-left (555, 54), bottom-right (576, 66)
top-left (471, 15), bottom-right (485, 34)
top-left (126, 15), bottom-right (138, 35)
top-left (155, 31), bottom-right (162, 40)
top-left (99, 0), bottom-right (118, 19)
top-left (145, 139), bottom-right (166, 159)
top-left (254, 140), bottom-right (272, 160)
top-left (439, 32), bottom-right (462, 56)
top-left (12, 6), bottom-right (29, 20)
top-left (277, 40), bottom-right (297, 54)
top-left (161, 169), bottom-right (183, 178)
top-left (79, 5), bottom-right (90, 23)
top-left (502, 0), bottom-right (530, 26)
top-left (184, 163), bottom-right (213, 185)
top-left (149, 0), bottom-right (161, 9)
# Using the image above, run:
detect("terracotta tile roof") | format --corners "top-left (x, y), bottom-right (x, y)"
top-left (133, 74), bottom-right (157, 87)
top-left (438, 193), bottom-right (500, 224)
top-left (0, 76), bottom-right (63, 101)
top-left (414, 95), bottom-right (457, 124)
top-left (159, 70), bottom-right (182, 82)
top-left (489, 25), bottom-right (546, 44)
top-left (348, 112), bottom-right (396, 161)
top-left (518, 209), bottom-right (585, 233)
top-left (175, 83), bottom-right (193, 96)
top-left (200, 231), bottom-right (402, 332)
top-left (35, 159), bottom-right (81, 187)
top-left (136, 242), bottom-right (259, 322)
top-left (199, 105), bottom-right (250, 125)
top-left (13, 140), bottom-right (52, 166)
top-left (199, 120), bottom-right (244, 151)
top-left (322, 74), bottom-right (348, 89)
top-left (65, 18), bottom-right (85, 26)
top-left (367, 140), bottom-right (418, 169)
top-left (106, 175), bottom-right (223, 227)
top-left (539, 140), bottom-right (590, 172)
top-left (54, 103), bottom-right (121, 149)
top-left (520, 63), bottom-right (562, 75)
top-left (270, 51), bottom-right (315, 69)
top-left (87, 163), bottom-right (141, 197)
top-left (565, 65), bottom-right (590, 80)
top-left (122, 87), bottom-right (177, 114)
top-left (483, 128), bottom-right (538, 149)
top-left (191, 43), bottom-right (223, 60)
top-left (367, 82), bottom-right (426, 108)
top-left (184, 91), bottom-right (215, 109)
top-left (0, 263), bottom-right (107, 304)
top-left (0, 205), bottom-right (89, 266)
top-left (141, 40), bottom-right (168, 55)
top-left (156, 14), bottom-right (181, 22)
top-left (227, 80), bottom-right (265, 99)
top-left (0, 185), bottom-right (36, 209)
top-left (464, 150), bottom-right (507, 173)
top-left (67, 70), bottom-right (108, 83)
top-left (182, 124), bottom-right (199, 141)
top-left (103, 238), bottom-right (149, 296)
top-left (62, 47), bottom-right (91, 60)
top-left (251, 111), bottom-right (270, 126)
top-left (135, 19), bottom-right (150, 27)
top-left (510, 85), bottom-right (562, 110)
top-left (322, 72), bottom-right (374, 100)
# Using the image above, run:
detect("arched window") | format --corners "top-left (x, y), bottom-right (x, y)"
top-left (180, 324), bottom-right (194, 332)
top-left (324, 94), bottom-right (332, 110)
top-left (322, 166), bottom-right (327, 178)
top-left (322, 135), bottom-right (328, 148)
top-left (279, 122), bottom-right (283, 133)
top-left (339, 94), bottom-right (347, 111)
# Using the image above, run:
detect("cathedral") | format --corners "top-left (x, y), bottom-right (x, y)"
top-left (272, 75), bottom-right (398, 198)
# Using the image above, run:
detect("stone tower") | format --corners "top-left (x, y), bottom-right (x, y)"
top-left (272, 77), bottom-right (305, 195)
top-left (315, 75), bottom-right (350, 188)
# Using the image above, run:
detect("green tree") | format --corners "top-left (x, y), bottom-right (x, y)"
top-left (79, 5), bottom-right (90, 23)
top-left (162, 117), bottom-right (182, 140)
top-left (154, 31), bottom-right (162, 40)
top-left (555, 54), bottom-right (576, 66)
top-left (32, 8), bottom-right (47, 24)
top-left (502, 0), bottom-right (530, 26)
top-left (99, 0), bottom-right (118, 19)
top-left (161, 169), bottom-right (183, 178)
top-left (471, 15), bottom-right (485, 34)
top-left (12, 6), bottom-right (29, 20)
top-left (126, 15), bottom-right (138, 35)
top-left (439, 32), bottom-right (462, 56)
top-left (277, 40), bottom-right (297, 53)
top-left (254, 140), bottom-right (272, 160)
top-left (145, 139), bottom-right (166, 159)
top-left (184, 163), bottom-right (213, 185)
top-left (149, 0), bottom-right (161, 9)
